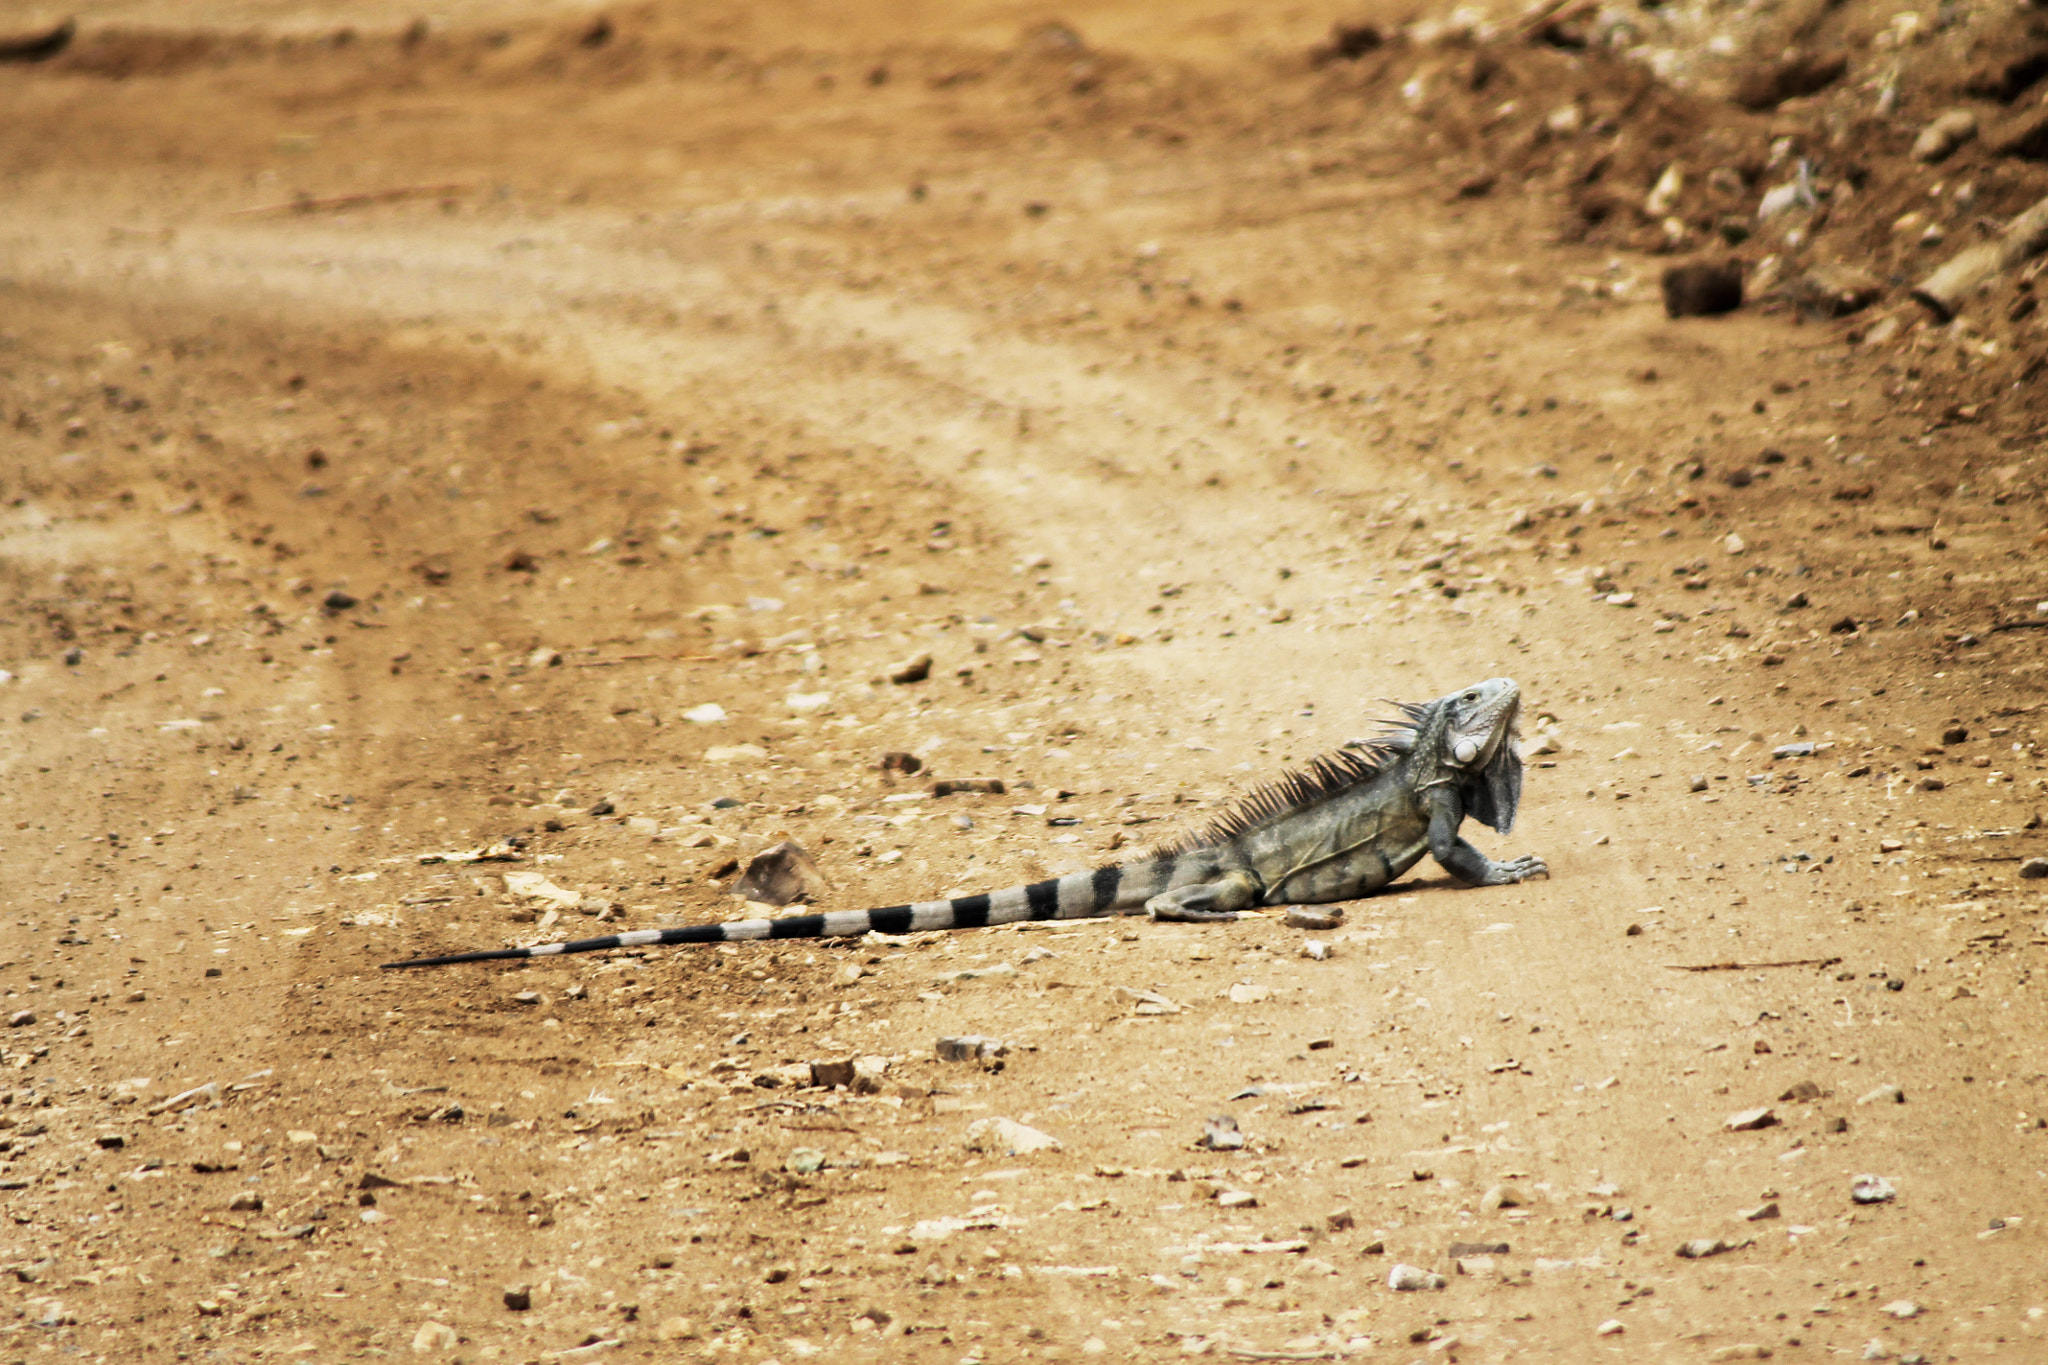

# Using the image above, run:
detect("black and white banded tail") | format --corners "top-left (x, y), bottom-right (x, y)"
top-left (380, 863), bottom-right (1145, 969)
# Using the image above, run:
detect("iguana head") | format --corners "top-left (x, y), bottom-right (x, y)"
top-left (1434, 678), bottom-right (1524, 834)
top-left (1443, 677), bottom-right (1520, 770)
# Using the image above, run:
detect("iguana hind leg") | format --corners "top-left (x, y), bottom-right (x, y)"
top-left (1145, 868), bottom-right (1262, 922)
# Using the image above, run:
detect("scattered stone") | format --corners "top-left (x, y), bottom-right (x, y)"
top-left (1479, 1183), bottom-right (1528, 1213)
top-left (1387, 1263), bottom-right (1446, 1291)
top-left (1773, 742), bottom-right (1816, 759)
top-left (1913, 109), bottom-right (1978, 163)
top-left (1449, 1240), bottom-right (1509, 1257)
top-left (410, 1320), bottom-right (458, 1353)
top-left (94, 1133), bottom-right (125, 1150)
top-left (1789, 264), bottom-right (1884, 317)
top-left (1300, 940), bottom-right (1333, 960)
top-left (1662, 261), bottom-right (1743, 318)
top-left (512, 990), bottom-right (542, 1006)
top-left (1942, 725), bottom-right (1969, 745)
top-left (1724, 533), bottom-right (1746, 555)
top-left (935, 1036), bottom-right (1009, 1064)
top-left (786, 1147), bottom-right (827, 1175)
top-left (322, 589), bottom-right (358, 613)
top-left (1284, 906), bottom-right (1344, 930)
top-left (227, 1192), bottom-right (264, 1212)
top-left (932, 778), bottom-right (1004, 796)
top-left (1724, 1106), bottom-right (1779, 1132)
top-left (729, 840), bottom-right (828, 906)
top-left (6, 1010), bottom-right (33, 1028)
top-left (1327, 1209), bottom-right (1356, 1231)
top-left (1850, 1173), bottom-right (1897, 1204)
top-left (964, 1116), bottom-right (1061, 1156)
top-left (2019, 856), bottom-right (2048, 880)
top-left (1734, 48), bottom-right (1848, 110)
top-left (809, 1059), bottom-right (857, 1089)
top-left (1780, 1080), bottom-right (1822, 1104)
top-left (502, 1284), bottom-right (532, 1311)
top-left (1690, 775), bottom-right (1710, 792)
top-left (1596, 1319), bottom-right (1625, 1336)
top-left (1227, 982), bottom-right (1271, 1004)
top-left (1862, 1340), bottom-right (1891, 1361)
top-left (502, 870), bottom-right (581, 911)
top-left (1216, 1189), bottom-right (1259, 1209)
top-left (1739, 1201), bottom-right (1781, 1222)
top-left (1457, 1255), bottom-right (1499, 1278)
top-left (887, 652), bottom-right (933, 685)
top-left (1200, 1115), bottom-right (1245, 1151)
top-left (878, 750), bottom-right (922, 773)
top-left (1883, 1300), bottom-right (1920, 1319)
top-left (1677, 1237), bottom-right (1735, 1259)
top-left (1856, 1084), bottom-right (1905, 1106)
top-left (1708, 1347), bottom-right (1775, 1362)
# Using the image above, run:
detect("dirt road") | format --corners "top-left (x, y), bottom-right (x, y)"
top-left (2, 2), bottom-right (2045, 1361)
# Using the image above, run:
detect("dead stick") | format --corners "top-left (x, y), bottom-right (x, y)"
top-left (1666, 957), bottom-right (1842, 973)
top-left (230, 183), bottom-right (471, 219)
top-left (1991, 620), bottom-right (2048, 633)
top-left (1911, 193), bottom-right (2048, 321)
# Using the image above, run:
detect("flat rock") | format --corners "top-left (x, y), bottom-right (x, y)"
top-left (964, 1116), bottom-right (1060, 1156)
top-left (1856, 1083), bottom-right (1905, 1106)
top-left (1677, 1237), bottom-right (1737, 1259)
top-left (1850, 1173), bottom-right (1897, 1204)
top-left (1724, 1106), bottom-right (1779, 1131)
top-left (1387, 1262), bottom-right (1446, 1291)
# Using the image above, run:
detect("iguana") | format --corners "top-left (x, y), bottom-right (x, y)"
top-left (382, 677), bottom-right (1545, 969)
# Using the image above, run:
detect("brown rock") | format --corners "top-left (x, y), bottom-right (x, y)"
top-left (1788, 264), bottom-right (1883, 318)
top-left (729, 840), bottom-right (829, 906)
top-left (1733, 50), bottom-right (1848, 111)
top-left (1662, 262), bottom-right (1743, 318)
top-left (1991, 96), bottom-right (2048, 158)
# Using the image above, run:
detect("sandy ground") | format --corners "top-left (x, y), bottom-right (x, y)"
top-left (1, 2), bottom-right (2046, 1362)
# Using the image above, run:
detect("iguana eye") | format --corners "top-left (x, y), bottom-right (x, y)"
top-left (1462, 691), bottom-right (1477, 703)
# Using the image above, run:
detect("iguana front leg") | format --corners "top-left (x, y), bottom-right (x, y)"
top-left (1426, 787), bottom-right (1547, 886)
top-left (1145, 868), bottom-right (1263, 922)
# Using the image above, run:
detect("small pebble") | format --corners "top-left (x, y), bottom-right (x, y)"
top-left (1300, 940), bottom-right (1332, 961)
top-left (1850, 1173), bottom-right (1897, 1204)
top-left (1217, 1189), bottom-right (1259, 1209)
top-left (2019, 856), bottom-right (2048, 880)
top-left (1596, 1319), bottom-right (1625, 1336)
top-left (411, 1321), bottom-right (457, 1353)
top-left (1387, 1263), bottom-right (1446, 1291)
top-left (1677, 1237), bottom-right (1732, 1259)
top-left (1856, 1084), bottom-right (1905, 1106)
top-left (1739, 1201), bottom-right (1780, 1222)
top-left (1883, 1300), bottom-right (1920, 1319)
top-left (1284, 907), bottom-right (1344, 930)
top-left (1724, 1106), bottom-right (1779, 1132)
top-left (5, 1010), bottom-right (33, 1028)
top-left (1201, 1115), bottom-right (1245, 1150)
top-left (503, 1284), bottom-right (533, 1311)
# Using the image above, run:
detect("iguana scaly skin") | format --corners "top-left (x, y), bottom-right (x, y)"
top-left (382, 678), bottom-right (1545, 968)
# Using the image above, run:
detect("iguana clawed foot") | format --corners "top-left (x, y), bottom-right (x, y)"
top-left (1144, 870), bottom-right (1261, 922)
top-left (1478, 854), bottom-right (1548, 885)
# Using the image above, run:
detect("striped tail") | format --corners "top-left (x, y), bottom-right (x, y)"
top-left (380, 861), bottom-right (1155, 969)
